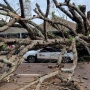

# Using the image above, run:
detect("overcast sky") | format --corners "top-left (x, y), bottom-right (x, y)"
top-left (0, 0), bottom-right (90, 24)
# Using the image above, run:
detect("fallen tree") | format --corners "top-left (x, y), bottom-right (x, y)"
top-left (0, 0), bottom-right (90, 90)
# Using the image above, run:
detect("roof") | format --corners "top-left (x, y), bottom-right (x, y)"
top-left (0, 27), bottom-right (28, 34)
top-left (39, 15), bottom-right (76, 31)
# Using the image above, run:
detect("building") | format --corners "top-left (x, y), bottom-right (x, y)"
top-left (0, 16), bottom-right (76, 39)
top-left (39, 15), bottom-right (76, 31)
top-left (0, 27), bottom-right (28, 39)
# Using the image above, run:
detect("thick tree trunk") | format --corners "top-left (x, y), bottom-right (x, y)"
top-left (19, 0), bottom-right (25, 18)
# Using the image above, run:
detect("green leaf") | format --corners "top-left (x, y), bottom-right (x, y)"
top-left (69, 37), bottom-right (74, 42)
top-left (78, 5), bottom-right (82, 9)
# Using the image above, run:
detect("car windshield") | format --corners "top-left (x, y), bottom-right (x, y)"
top-left (40, 47), bottom-right (58, 52)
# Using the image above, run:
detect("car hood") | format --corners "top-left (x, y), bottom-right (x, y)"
top-left (23, 50), bottom-right (40, 59)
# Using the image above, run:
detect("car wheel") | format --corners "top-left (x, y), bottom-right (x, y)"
top-left (62, 57), bottom-right (70, 63)
top-left (27, 56), bottom-right (36, 63)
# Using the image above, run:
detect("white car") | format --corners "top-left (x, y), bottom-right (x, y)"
top-left (23, 47), bottom-right (74, 63)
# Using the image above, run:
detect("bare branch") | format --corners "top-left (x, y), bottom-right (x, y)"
top-left (3, 0), bottom-right (16, 13)
top-left (57, 46), bottom-right (66, 66)
top-left (45, 0), bottom-right (50, 17)
top-left (0, 3), bottom-right (8, 9)
top-left (61, 39), bottom-right (77, 81)
top-left (0, 18), bottom-right (16, 32)
top-left (21, 15), bottom-right (40, 20)
top-left (53, 0), bottom-right (73, 19)
top-left (75, 36), bottom-right (90, 54)
top-left (19, 0), bottom-right (25, 18)
top-left (19, 70), bottom-right (59, 90)
top-left (34, 9), bottom-right (77, 36)
top-left (0, 58), bottom-right (15, 67)
top-left (35, 3), bottom-right (45, 16)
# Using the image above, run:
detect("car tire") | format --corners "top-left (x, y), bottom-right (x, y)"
top-left (27, 56), bottom-right (36, 63)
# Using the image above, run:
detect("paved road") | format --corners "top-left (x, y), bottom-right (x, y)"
top-left (14, 62), bottom-right (57, 75)
top-left (13, 62), bottom-right (90, 90)
top-left (0, 57), bottom-right (90, 90)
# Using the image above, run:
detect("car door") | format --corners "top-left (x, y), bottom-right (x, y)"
top-left (37, 48), bottom-right (51, 60)
top-left (50, 48), bottom-right (61, 60)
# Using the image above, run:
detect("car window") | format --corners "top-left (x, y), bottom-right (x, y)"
top-left (40, 49), bottom-right (48, 52)
top-left (40, 47), bottom-right (57, 52)
top-left (40, 48), bottom-right (50, 52)
top-left (47, 48), bottom-right (57, 52)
